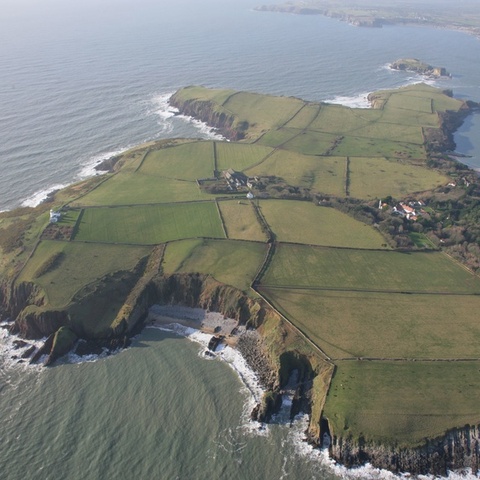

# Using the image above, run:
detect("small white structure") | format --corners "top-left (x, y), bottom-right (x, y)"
top-left (49, 209), bottom-right (61, 223)
top-left (246, 192), bottom-right (254, 200)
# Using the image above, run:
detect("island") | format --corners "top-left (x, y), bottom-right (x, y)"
top-left (255, 0), bottom-right (480, 39)
top-left (390, 58), bottom-right (450, 78)
top-left (1, 83), bottom-right (480, 476)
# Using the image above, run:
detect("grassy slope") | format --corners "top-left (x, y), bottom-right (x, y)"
top-left (17, 241), bottom-right (151, 308)
top-left (162, 238), bottom-right (266, 292)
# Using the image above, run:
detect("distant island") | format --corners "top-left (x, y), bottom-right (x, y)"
top-left (255, 0), bottom-right (480, 38)
top-left (390, 58), bottom-right (450, 78)
top-left (1, 83), bottom-right (480, 476)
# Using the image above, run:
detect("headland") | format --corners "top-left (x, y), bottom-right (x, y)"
top-left (1, 83), bottom-right (480, 475)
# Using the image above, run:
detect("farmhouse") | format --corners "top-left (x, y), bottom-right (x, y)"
top-left (223, 169), bottom-right (248, 188)
top-left (392, 202), bottom-right (418, 220)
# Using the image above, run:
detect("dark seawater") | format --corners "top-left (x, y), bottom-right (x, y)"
top-left (1, 1), bottom-right (480, 479)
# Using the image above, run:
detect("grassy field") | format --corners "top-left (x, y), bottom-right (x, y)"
top-left (309, 104), bottom-right (383, 133)
top-left (246, 151), bottom-right (346, 196)
top-left (261, 287), bottom-right (480, 359)
top-left (162, 238), bottom-right (266, 292)
top-left (170, 85), bottom-right (236, 106)
top-left (18, 241), bottom-right (150, 307)
top-left (261, 245), bottom-right (480, 293)
top-left (138, 141), bottom-right (215, 180)
top-left (282, 130), bottom-right (338, 156)
top-left (215, 142), bottom-right (273, 172)
top-left (324, 360), bottom-right (480, 446)
top-left (259, 199), bottom-right (387, 248)
top-left (222, 92), bottom-right (305, 138)
top-left (348, 157), bottom-right (447, 199)
top-left (256, 128), bottom-right (303, 149)
top-left (283, 104), bottom-right (321, 129)
top-left (74, 202), bottom-right (225, 244)
top-left (217, 200), bottom-right (266, 241)
top-left (74, 173), bottom-right (210, 206)
top-left (332, 135), bottom-right (426, 159)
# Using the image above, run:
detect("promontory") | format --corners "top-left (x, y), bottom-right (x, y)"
top-left (1, 83), bottom-right (480, 475)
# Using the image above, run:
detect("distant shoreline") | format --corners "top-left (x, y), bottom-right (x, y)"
top-left (254, 3), bottom-right (480, 40)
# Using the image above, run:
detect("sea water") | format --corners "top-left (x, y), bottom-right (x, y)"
top-left (2, 1), bottom-right (480, 478)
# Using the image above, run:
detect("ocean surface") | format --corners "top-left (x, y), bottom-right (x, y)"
top-left (1, 1), bottom-right (480, 478)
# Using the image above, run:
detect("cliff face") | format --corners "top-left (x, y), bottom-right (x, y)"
top-left (2, 281), bottom-right (68, 338)
top-left (5, 269), bottom-right (480, 475)
top-left (169, 94), bottom-right (246, 141)
top-left (329, 424), bottom-right (480, 475)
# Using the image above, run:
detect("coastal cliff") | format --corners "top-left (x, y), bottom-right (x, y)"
top-left (329, 424), bottom-right (480, 475)
top-left (169, 91), bottom-right (248, 141)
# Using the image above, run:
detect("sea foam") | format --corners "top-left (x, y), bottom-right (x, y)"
top-left (324, 92), bottom-right (372, 109)
top-left (149, 321), bottom-right (268, 435)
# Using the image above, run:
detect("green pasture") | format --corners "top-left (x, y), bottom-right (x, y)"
top-left (74, 202), bottom-right (225, 244)
top-left (18, 240), bottom-right (150, 307)
top-left (215, 142), bottom-right (273, 172)
top-left (324, 361), bottom-right (480, 446)
top-left (256, 128), bottom-right (303, 149)
top-left (246, 151), bottom-right (346, 196)
top-left (259, 200), bottom-right (387, 248)
top-left (162, 238), bottom-right (266, 292)
top-left (375, 83), bottom-right (465, 114)
top-left (75, 172), bottom-right (210, 206)
top-left (283, 104), bottom-right (321, 129)
top-left (282, 131), bottom-right (338, 156)
top-left (261, 245), bottom-right (480, 293)
top-left (351, 122), bottom-right (424, 144)
top-left (385, 92), bottom-right (433, 113)
top-left (309, 104), bottom-right (382, 134)
top-left (261, 287), bottom-right (480, 359)
top-left (348, 157), bottom-right (447, 199)
top-left (139, 141), bottom-right (214, 180)
top-left (217, 200), bottom-right (266, 241)
top-left (222, 92), bottom-right (305, 137)
top-left (332, 135), bottom-right (426, 159)
top-left (171, 85), bottom-right (236, 106)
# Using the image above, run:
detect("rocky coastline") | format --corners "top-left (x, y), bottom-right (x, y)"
top-left (3, 85), bottom-right (480, 475)
top-left (4, 265), bottom-right (480, 475)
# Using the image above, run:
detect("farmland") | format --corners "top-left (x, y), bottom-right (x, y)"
top-left (259, 199), bottom-right (387, 248)
top-left (163, 239), bottom-right (266, 292)
top-left (5, 82), bottom-right (480, 462)
top-left (74, 202), bottom-right (225, 244)
top-left (261, 287), bottom-right (480, 360)
top-left (323, 361), bottom-right (480, 446)
top-left (217, 200), bottom-right (266, 241)
top-left (261, 244), bottom-right (480, 293)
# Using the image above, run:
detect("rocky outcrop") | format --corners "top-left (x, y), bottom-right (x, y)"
top-left (44, 326), bottom-right (77, 366)
top-left (329, 424), bottom-right (480, 475)
top-left (425, 105), bottom-right (474, 153)
top-left (169, 93), bottom-right (247, 141)
top-left (390, 58), bottom-right (450, 78)
top-left (12, 308), bottom-right (68, 339)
